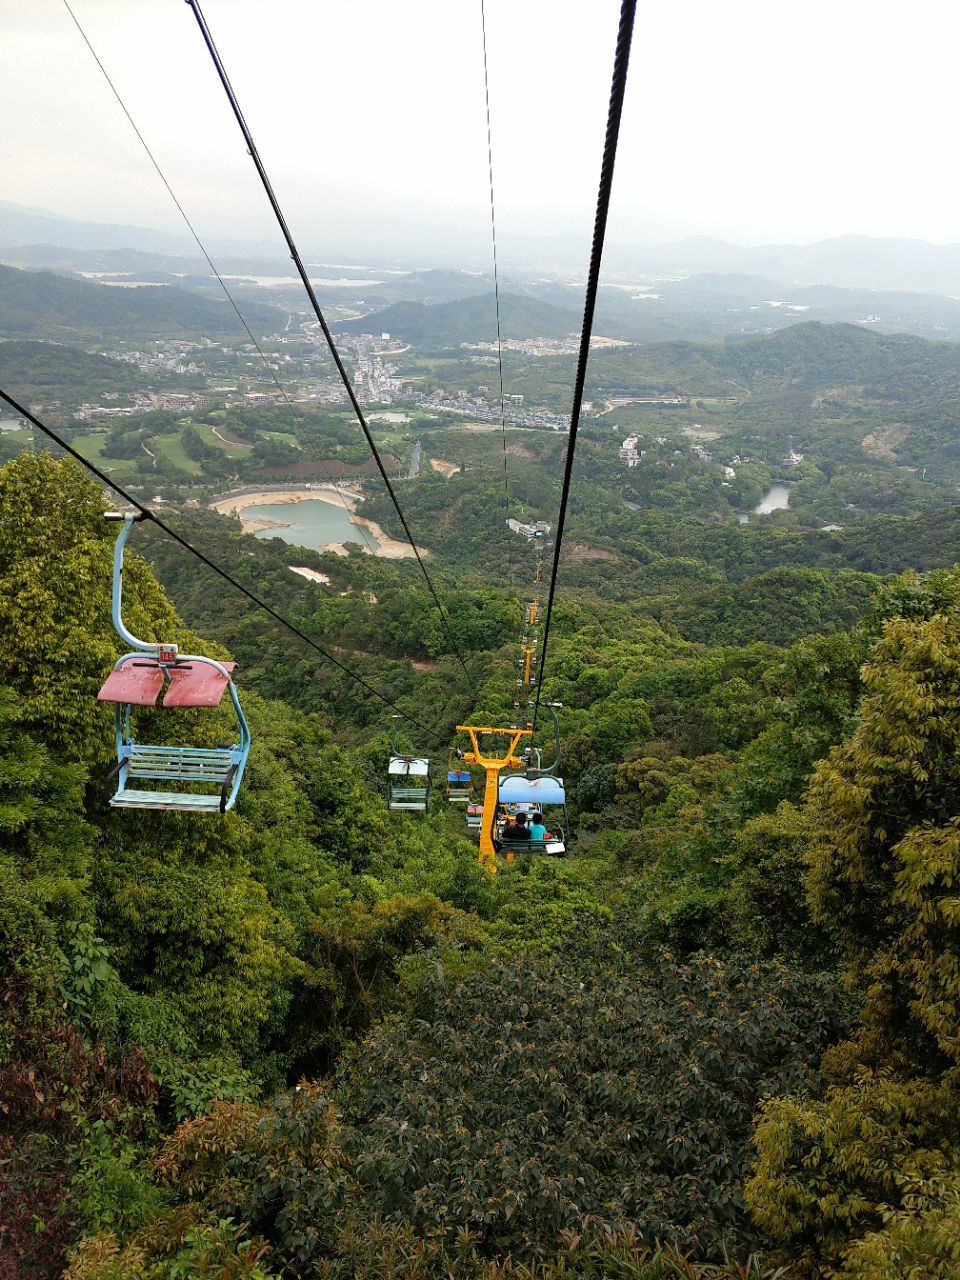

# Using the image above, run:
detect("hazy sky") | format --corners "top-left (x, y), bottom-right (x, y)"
top-left (4, 0), bottom-right (960, 256)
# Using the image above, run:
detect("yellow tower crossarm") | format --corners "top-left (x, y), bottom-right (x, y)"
top-left (456, 724), bottom-right (533, 872)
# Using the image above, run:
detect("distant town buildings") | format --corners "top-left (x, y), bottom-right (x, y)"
top-left (507, 518), bottom-right (551, 540)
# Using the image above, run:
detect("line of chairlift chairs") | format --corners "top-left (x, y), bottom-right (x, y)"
top-left (95, 513), bottom-right (568, 861)
top-left (388, 706), bottom-right (570, 859)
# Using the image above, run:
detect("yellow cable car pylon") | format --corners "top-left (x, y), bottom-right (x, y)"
top-left (455, 724), bottom-right (533, 872)
top-left (515, 545), bottom-right (544, 713)
top-left (456, 542), bottom-right (546, 873)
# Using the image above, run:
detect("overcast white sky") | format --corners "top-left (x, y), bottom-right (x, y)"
top-left (3, 0), bottom-right (960, 257)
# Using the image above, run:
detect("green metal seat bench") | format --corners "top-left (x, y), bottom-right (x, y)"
top-left (105, 744), bottom-right (241, 812)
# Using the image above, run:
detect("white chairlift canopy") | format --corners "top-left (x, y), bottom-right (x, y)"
top-left (389, 756), bottom-right (430, 778)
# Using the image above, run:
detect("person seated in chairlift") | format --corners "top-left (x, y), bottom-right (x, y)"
top-left (502, 811), bottom-right (531, 841)
top-left (529, 812), bottom-right (547, 841)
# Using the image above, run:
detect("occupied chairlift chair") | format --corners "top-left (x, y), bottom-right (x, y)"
top-left (387, 715), bottom-right (431, 812)
top-left (97, 512), bottom-right (251, 813)
top-left (497, 774), bottom-right (568, 856)
top-left (495, 702), bottom-right (568, 857)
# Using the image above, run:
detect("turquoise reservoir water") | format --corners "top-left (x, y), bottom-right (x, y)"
top-left (245, 499), bottom-right (379, 551)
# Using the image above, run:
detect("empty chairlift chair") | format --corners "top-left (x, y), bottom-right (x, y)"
top-left (97, 513), bottom-right (251, 813)
top-left (388, 756), bottom-right (431, 811)
top-left (387, 716), bottom-right (431, 813)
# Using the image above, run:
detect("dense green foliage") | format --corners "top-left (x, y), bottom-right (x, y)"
top-left (0, 264), bottom-right (281, 340)
top-left (747, 570), bottom-right (960, 1272)
top-left (0, 341), bottom-right (146, 402)
top-left (8, 313), bottom-right (960, 1280)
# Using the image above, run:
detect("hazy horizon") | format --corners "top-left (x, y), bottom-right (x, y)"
top-left (6, 0), bottom-right (960, 266)
top-left (10, 197), bottom-right (960, 267)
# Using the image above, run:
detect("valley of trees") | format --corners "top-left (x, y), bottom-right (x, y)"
top-left (5, 436), bottom-right (960, 1278)
top-left (8, 234), bottom-right (960, 1276)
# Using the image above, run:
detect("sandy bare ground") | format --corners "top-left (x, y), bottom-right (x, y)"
top-left (208, 487), bottom-right (424, 559)
top-left (430, 459), bottom-right (460, 477)
top-left (562, 542), bottom-right (621, 563)
top-left (210, 486), bottom-right (359, 517)
top-left (290, 566), bottom-right (331, 584)
top-left (861, 422), bottom-right (912, 461)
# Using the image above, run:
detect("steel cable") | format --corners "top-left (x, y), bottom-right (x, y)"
top-left (531, 0), bottom-right (636, 732)
top-left (0, 386), bottom-right (446, 744)
top-left (185, 0), bottom-right (477, 691)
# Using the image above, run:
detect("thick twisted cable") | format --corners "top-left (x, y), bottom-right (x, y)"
top-left (532, 0), bottom-right (636, 733)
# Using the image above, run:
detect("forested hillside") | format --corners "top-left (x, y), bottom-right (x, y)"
top-left (3, 445), bottom-right (960, 1278)
top-left (336, 292), bottom-right (581, 343)
top-left (0, 341), bottom-right (149, 402)
top-left (0, 264), bottom-right (282, 340)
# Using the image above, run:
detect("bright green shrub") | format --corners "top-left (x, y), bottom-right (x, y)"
top-left (746, 575), bottom-right (960, 1270)
top-left (64, 1214), bottom-right (280, 1280)
top-left (836, 1172), bottom-right (960, 1278)
top-left (748, 1067), bottom-right (960, 1259)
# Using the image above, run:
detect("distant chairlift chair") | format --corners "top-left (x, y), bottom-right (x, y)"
top-left (465, 803), bottom-right (485, 834)
top-left (97, 512), bottom-right (251, 813)
top-left (387, 715), bottom-right (431, 812)
top-left (388, 756), bottom-right (431, 811)
top-left (446, 756), bottom-right (473, 803)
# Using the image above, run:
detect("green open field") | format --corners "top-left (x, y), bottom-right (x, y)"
top-left (260, 430), bottom-right (301, 448)
top-left (152, 433), bottom-right (202, 476)
top-left (69, 432), bottom-right (140, 482)
top-left (194, 423), bottom-right (249, 457)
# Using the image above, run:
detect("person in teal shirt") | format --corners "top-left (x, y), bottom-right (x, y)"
top-left (529, 812), bottom-right (547, 841)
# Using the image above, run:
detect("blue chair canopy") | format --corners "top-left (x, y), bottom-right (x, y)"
top-left (498, 775), bottom-right (566, 806)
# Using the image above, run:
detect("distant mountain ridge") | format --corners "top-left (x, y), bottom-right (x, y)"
top-left (601, 233), bottom-right (960, 295)
top-left (585, 320), bottom-right (960, 399)
top-left (0, 202), bottom-right (196, 256)
top-left (10, 201), bottom-right (960, 295)
top-left (0, 263), bottom-right (281, 340)
top-left (335, 292), bottom-right (581, 343)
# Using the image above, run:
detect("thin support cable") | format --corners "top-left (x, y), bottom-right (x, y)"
top-left (531, 0), bottom-right (636, 733)
top-left (0, 386), bottom-right (445, 744)
top-left (184, 0), bottom-right (476, 690)
top-left (59, 0), bottom-right (377, 552)
top-left (480, 0), bottom-right (510, 541)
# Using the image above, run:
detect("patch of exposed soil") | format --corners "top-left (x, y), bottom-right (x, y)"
top-left (562, 543), bottom-right (620, 563)
top-left (430, 458), bottom-right (460, 477)
top-left (861, 422), bottom-right (912, 461)
top-left (811, 385), bottom-right (866, 410)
